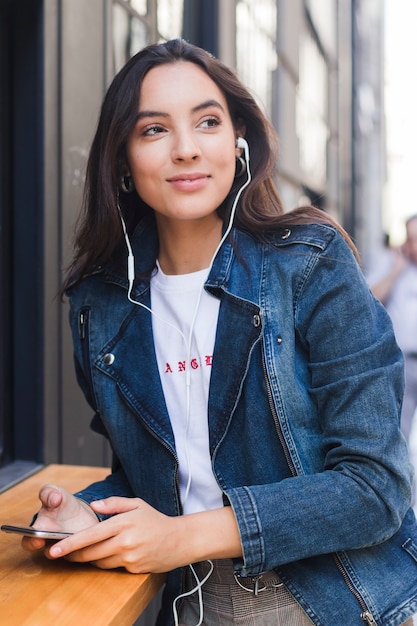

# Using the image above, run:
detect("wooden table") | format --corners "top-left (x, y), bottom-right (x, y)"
top-left (0, 464), bottom-right (165, 625)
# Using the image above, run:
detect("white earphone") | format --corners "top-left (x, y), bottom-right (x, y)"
top-left (236, 135), bottom-right (249, 155)
top-left (212, 135), bottom-right (251, 254)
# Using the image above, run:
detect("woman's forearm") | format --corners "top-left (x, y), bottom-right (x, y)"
top-left (172, 506), bottom-right (243, 565)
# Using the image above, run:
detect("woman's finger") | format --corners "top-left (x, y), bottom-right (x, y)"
top-left (90, 496), bottom-right (143, 515)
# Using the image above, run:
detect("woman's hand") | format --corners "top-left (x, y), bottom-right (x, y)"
top-left (45, 497), bottom-right (181, 573)
top-left (21, 484), bottom-right (99, 552)
top-left (43, 497), bottom-right (242, 574)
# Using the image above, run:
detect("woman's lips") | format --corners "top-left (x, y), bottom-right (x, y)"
top-left (167, 172), bottom-right (210, 192)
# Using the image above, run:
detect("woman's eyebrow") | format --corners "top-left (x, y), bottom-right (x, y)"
top-left (136, 99), bottom-right (225, 122)
top-left (191, 99), bottom-right (225, 114)
top-left (135, 110), bottom-right (168, 122)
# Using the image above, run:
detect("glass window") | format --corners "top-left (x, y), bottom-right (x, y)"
top-left (130, 0), bottom-right (148, 16)
top-left (157, 0), bottom-right (184, 41)
top-left (112, 0), bottom-right (184, 75)
top-left (113, 2), bottom-right (148, 72)
top-left (296, 31), bottom-right (328, 188)
top-left (236, 0), bottom-right (278, 116)
top-left (305, 0), bottom-right (337, 58)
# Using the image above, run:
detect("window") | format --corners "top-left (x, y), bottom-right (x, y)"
top-left (113, 2), bottom-right (148, 72)
top-left (236, 0), bottom-right (278, 116)
top-left (297, 30), bottom-right (329, 189)
top-left (157, 0), bottom-right (184, 40)
top-left (112, 0), bottom-right (185, 75)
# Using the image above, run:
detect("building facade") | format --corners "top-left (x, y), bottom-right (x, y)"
top-left (0, 0), bottom-right (384, 485)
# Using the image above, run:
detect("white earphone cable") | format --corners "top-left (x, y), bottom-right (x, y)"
top-left (117, 138), bottom-right (251, 626)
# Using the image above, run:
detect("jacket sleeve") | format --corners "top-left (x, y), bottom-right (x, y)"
top-left (224, 229), bottom-right (413, 576)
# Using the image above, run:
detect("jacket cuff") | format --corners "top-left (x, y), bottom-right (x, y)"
top-left (224, 485), bottom-right (265, 576)
top-left (73, 490), bottom-right (113, 521)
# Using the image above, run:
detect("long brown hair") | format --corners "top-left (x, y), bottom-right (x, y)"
top-left (62, 39), bottom-right (357, 292)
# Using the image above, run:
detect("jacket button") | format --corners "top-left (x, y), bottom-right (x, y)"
top-left (253, 314), bottom-right (261, 327)
top-left (103, 353), bottom-right (115, 365)
top-left (281, 228), bottom-right (291, 239)
top-left (277, 335), bottom-right (283, 344)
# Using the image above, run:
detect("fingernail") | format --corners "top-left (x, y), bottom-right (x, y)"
top-left (92, 499), bottom-right (105, 508)
top-left (50, 545), bottom-right (62, 557)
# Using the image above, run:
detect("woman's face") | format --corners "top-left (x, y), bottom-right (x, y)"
top-left (125, 61), bottom-right (238, 229)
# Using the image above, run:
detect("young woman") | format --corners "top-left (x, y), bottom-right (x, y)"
top-left (23, 39), bottom-right (417, 626)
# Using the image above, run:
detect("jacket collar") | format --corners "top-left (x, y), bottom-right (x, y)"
top-left (103, 214), bottom-right (236, 297)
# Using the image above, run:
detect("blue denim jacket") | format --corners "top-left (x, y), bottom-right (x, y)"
top-left (69, 217), bottom-right (417, 626)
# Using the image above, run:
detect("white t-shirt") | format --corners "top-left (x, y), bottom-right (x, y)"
top-left (150, 262), bottom-right (223, 514)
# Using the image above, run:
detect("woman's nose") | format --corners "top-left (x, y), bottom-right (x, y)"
top-left (171, 131), bottom-right (201, 162)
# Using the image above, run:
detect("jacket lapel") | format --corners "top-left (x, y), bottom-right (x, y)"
top-left (95, 303), bottom-right (176, 452)
top-left (208, 292), bottom-right (263, 452)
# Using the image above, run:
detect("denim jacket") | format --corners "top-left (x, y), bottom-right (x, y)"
top-left (68, 216), bottom-right (417, 626)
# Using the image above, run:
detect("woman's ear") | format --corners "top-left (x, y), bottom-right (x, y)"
top-left (235, 125), bottom-right (246, 156)
top-left (118, 158), bottom-right (131, 178)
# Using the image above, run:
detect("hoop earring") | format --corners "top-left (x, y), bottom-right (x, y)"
top-left (120, 175), bottom-right (135, 193)
top-left (235, 156), bottom-right (247, 178)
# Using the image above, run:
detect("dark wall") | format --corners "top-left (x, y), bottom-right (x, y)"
top-left (0, 0), bottom-right (44, 466)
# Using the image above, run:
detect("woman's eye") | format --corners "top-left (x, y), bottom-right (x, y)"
top-left (200, 117), bottom-right (221, 129)
top-left (143, 125), bottom-right (165, 137)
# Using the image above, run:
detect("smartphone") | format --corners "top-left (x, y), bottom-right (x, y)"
top-left (1, 524), bottom-right (73, 540)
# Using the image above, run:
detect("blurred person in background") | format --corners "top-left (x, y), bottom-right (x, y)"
top-left (367, 215), bottom-right (417, 446)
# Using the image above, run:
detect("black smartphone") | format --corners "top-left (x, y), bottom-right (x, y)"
top-left (1, 524), bottom-right (73, 539)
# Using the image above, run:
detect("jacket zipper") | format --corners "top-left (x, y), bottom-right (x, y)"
top-left (116, 378), bottom-right (183, 514)
top-left (333, 554), bottom-right (376, 623)
top-left (79, 307), bottom-right (99, 412)
top-left (261, 346), bottom-right (375, 624)
top-left (261, 348), bottom-right (297, 478)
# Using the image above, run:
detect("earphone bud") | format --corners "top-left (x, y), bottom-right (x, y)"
top-left (236, 136), bottom-right (247, 150)
top-left (236, 136), bottom-right (250, 164)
